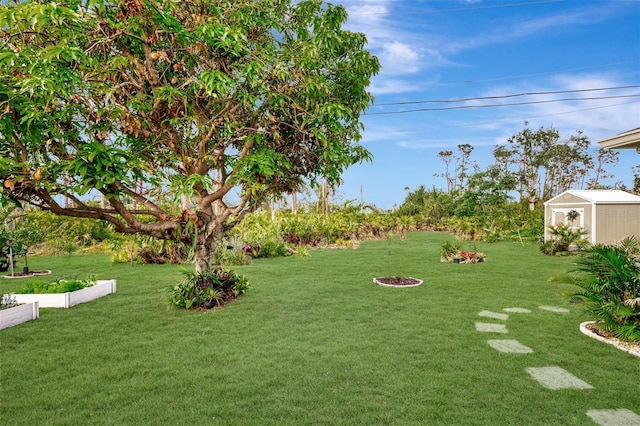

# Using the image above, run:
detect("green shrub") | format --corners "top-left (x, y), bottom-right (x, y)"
top-left (549, 236), bottom-right (640, 343)
top-left (440, 240), bottom-right (462, 262)
top-left (254, 240), bottom-right (289, 258)
top-left (16, 210), bottom-right (117, 255)
top-left (17, 276), bottom-right (97, 294)
top-left (167, 268), bottom-right (250, 310)
top-left (440, 240), bottom-right (486, 263)
top-left (540, 224), bottom-right (589, 255)
top-left (212, 239), bottom-right (252, 266)
top-left (539, 240), bottom-right (556, 256)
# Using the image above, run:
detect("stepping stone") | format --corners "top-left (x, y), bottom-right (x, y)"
top-left (539, 306), bottom-right (570, 313)
top-left (526, 366), bottom-right (593, 390)
top-left (475, 322), bottom-right (508, 333)
top-left (586, 409), bottom-right (640, 426)
top-left (478, 310), bottom-right (509, 321)
top-left (503, 307), bottom-right (531, 314)
top-left (487, 339), bottom-right (534, 354)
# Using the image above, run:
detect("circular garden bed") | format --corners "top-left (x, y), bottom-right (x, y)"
top-left (373, 276), bottom-right (423, 288)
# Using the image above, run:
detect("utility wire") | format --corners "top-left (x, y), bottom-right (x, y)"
top-left (359, 100), bottom-right (640, 133)
top-left (427, 100), bottom-right (640, 129)
top-left (373, 85), bottom-right (640, 106)
top-left (365, 93), bottom-right (640, 115)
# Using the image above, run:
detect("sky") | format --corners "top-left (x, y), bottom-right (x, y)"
top-left (329, 0), bottom-right (640, 210)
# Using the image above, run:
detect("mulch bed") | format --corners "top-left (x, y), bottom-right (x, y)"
top-left (2, 270), bottom-right (52, 279)
top-left (373, 276), bottom-right (423, 287)
top-left (375, 276), bottom-right (420, 286)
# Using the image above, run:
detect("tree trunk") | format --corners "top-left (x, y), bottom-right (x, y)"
top-left (194, 219), bottom-right (224, 274)
top-left (291, 192), bottom-right (297, 215)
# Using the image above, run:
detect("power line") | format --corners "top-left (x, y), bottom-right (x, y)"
top-left (365, 93), bottom-right (640, 115)
top-left (431, 100), bottom-right (640, 129)
top-left (359, 100), bottom-right (640, 133)
top-left (373, 85), bottom-right (640, 106)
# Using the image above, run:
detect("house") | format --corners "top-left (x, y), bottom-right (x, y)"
top-left (544, 190), bottom-right (640, 245)
top-left (597, 127), bottom-right (640, 152)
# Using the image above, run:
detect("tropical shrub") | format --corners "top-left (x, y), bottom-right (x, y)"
top-left (167, 268), bottom-right (250, 310)
top-left (549, 237), bottom-right (640, 343)
top-left (110, 234), bottom-right (191, 265)
top-left (440, 240), bottom-right (485, 263)
top-left (211, 238), bottom-right (253, 266)
top-left (15, 210), bottom-right (116, 255)
top-left (440, 240), bottom-right (462, 262)
top-left (540, 224), bottom-right (589, 255)
top-left (457, 250), bottom-right (486, 264)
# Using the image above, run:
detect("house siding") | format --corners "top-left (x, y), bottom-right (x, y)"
top-left (594, 203), bottom-right (640, 244)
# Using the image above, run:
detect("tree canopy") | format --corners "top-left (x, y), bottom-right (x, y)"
top-left (0, 0), bottom-right (380, 270)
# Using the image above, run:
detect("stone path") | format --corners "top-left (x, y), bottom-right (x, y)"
top-left (475, 322), bottom-right (508, 333)
top-left (526, 366), bottom-right (593, 390)
top-left (586, 409), bottom-right (640, 426)
top-left (539, 305), bottom-right (571, 313)
top-left (487, 339), bottom-right (533, 354)
top-left (478, 310), bottom-right (509, 321)
top-left (474, 306), bottom-right (639, 425)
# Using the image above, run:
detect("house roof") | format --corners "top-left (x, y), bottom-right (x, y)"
top-left (597, 127), bottom-right (640, 151)
top-left (545, 190), bottom-right (640, 205)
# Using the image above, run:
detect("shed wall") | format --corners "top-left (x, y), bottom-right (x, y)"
top-left (594, 204), bottom-right (640, 244)
top-left (550, 193), bottom-right (587, 204)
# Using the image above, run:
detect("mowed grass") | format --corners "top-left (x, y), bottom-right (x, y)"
top-left (1, 232), bottom-right (638, 425)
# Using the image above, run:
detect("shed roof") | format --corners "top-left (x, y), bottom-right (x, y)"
top-left (545, 190), bottom-right (640, 205)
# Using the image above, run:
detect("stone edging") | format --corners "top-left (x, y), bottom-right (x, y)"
top-left (2, 270), bottom-right (52, 279)
top-left (579, 321), bottom-right (640, 358)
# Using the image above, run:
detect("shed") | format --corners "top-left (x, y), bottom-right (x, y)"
top-left (543, 190), bottom-right (640, 244)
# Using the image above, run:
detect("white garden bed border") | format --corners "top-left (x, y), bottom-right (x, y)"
top-left (580, 321), bottom-right (640, 358)
top-left (0, 301), bottom-right (39, 330)
top-left (9, 279), bottom-right (116, 308)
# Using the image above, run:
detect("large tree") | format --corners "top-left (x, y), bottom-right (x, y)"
top-left (498, 124), bottom-right (593, 210)
top-left (0, 0), bottom-right (379, 271)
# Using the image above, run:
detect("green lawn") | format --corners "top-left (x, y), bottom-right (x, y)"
top-left (1, 233), bottom-right (638, 425)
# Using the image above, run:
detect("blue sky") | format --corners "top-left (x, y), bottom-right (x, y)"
top-left (332, 0), bottom-right (640, 210)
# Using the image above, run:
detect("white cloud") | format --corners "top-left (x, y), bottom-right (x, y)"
top-left (378, 41), bottom-right (420, 74)
top-left (506, 6), bottom-right (618, 39)
top-left (368, 78), bottom-right (421, 95)
top-left (340, 0), bottom-right (399, 44)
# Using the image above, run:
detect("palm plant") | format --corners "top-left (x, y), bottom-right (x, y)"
top-left (540, 223), bottom-right (588, 255)
top-left (550, 236), bottom-right (640, 342)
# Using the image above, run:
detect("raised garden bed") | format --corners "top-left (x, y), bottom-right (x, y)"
top-left (9, 279), bottom-right (116, 308)
top-left (0, 301), bottom-right (39, 330)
